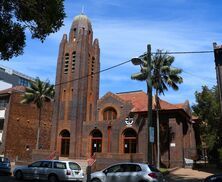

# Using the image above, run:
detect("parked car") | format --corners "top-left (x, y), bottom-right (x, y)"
top-left (0, 156), bottom-right (11, 175)
top-left (204, 174), bottom-right (222, 182)
top-left (90, 162), bottom-right (164, 182)
top-left (13, 160), bottom-right (84, 182)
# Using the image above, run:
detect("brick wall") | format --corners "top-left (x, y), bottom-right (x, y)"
top-left (3, 92), bottom-right (53, 161)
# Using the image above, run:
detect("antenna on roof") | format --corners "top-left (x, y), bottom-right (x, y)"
top-left (81, 5), bottom-right (85, 14)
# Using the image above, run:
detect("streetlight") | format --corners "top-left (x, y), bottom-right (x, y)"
top-left (131, 44), bottom-right (153, 164)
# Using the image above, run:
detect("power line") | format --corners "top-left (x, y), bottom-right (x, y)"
top-left (55, 59), bottom-right (131, 86)
top-left (55, 50), bottom-right (214, 87)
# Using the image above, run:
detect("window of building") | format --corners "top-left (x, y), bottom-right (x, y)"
top-left (64, 53), bottom-right (69, 74)
top-left (72, 51), bottom-right (76, 73)
top-left (91, 129), bottom-right (102, 156)
top-left (123, 128), bottom-right (137, 153)
top-left (0, 98), bottom-right (8, 108)
top-left (0, 119), bottom-right (4, 130)
top-left (103, 107), bottom-right (117, 120)
top-left (60, 129), bottom-right (70, 157)
top-left (19, 78), bottom-right (29, 86)
top-left (91, 57), bottom-right (95, 78)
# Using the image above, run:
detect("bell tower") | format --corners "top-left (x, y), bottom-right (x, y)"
top-left (50, 14), bottom-right (100, 158)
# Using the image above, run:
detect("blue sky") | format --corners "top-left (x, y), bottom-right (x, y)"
top-left (1, 0), bottom-right (221, 105)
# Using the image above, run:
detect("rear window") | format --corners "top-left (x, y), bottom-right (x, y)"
top-left (54, 162), bottom-right (67, 169)
top-left (69, 162), bottom-right (81, 170)
top-left (0, 157), bottom-right (9, 163)
top-left (148, 165), bottom-right (159, 172)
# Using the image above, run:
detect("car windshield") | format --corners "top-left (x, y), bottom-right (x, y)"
top-left (69, 162), bottom-right (81, 170)
top-left (0, 157), bottom-right (9, 163)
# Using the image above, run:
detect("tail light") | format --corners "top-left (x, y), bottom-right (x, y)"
top-left (66, 170), bottom-right (71, 175)
top-left (148, 172), bottom-right (157, 179)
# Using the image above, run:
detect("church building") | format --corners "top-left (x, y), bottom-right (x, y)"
top-left (50, 14), bottom-right (197, 169)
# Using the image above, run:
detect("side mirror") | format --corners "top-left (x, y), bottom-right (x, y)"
top-left (103, 169), bottom-right (108, 175)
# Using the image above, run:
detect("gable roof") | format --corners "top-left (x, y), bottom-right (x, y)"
top-left (116, 90), bottom-right (187, 113)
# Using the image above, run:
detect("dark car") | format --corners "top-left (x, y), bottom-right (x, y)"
top-left (0, 156), bottom-right (11, 175)
top-left (204, 174), bottom-right (222, 182)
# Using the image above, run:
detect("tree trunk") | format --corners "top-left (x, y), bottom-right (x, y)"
top-left (36, 107), bottom-right (42, 150)
top-left (156, 91), bottom-right (160, 169)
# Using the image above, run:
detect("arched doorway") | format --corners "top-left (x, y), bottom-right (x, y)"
top-left (91, 129), bottom-right (102, 156)
top-left (60, 130), bottom-right (70, 157)
top-left (123, 128), bottom-right (137, 153)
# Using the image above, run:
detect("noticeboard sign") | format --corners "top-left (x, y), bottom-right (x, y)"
top-left (149, 127), bottom-right (154, 143)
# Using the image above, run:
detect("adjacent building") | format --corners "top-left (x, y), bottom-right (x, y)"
top-left (0, 65), bottom-right (34, 90)
top-left (0, 86), bottom-right (53, 160)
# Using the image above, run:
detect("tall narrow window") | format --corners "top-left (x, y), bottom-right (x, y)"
top-left (89, 104), bottom-right (92, 121)
top-left (91, 57), bottom-right (95, 78)
top-left (60, 130), bottom-right (70, 157)
top-left (123, 128), bottom-right (137, 153)
top-left (72, 51), bottom-right (76, 73)
top-left (91, 129), bottom-right (102, 156)
top-left (64, 53), bottom-right (69, 74)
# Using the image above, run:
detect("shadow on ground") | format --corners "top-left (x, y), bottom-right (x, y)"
top-left (165, 174), bottom-right (203, 182)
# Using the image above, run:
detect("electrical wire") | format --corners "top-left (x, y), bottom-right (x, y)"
top-left (54, 50), bottom-right (215, 87)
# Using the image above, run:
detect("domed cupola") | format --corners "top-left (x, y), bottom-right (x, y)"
top-left (69, 13), bottom-right (92, 42)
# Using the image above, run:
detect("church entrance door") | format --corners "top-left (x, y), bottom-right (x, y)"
top-left (123, 128), bottom-right (137, 153)
top-left (91, 129), bottom-right (102, 156)
top-left (60, 130), bottom-right (70, 157)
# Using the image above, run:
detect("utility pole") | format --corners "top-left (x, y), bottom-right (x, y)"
top-left (147, 44), bottom-right (153, 164)
top-left (131, 44), bottom-right (154, 164)
top-left (213, 42), bottom-right (222, 116)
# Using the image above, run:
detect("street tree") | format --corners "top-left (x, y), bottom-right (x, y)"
top-left (192, 86), bottom-right (222, 164)
top-left (0, 0), bottom-right (65, 60)
top-left (21, 78), bottom-right (55, 149)
top-left (131, 50), bottom-right (183, 168)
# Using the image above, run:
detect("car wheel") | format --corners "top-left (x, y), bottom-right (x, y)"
top-left (48, 174), bottom-right (58, 182)
top-left (15, 170), bottom-right (23, 180)
top-left (91, 178), bottom-right (101, 182)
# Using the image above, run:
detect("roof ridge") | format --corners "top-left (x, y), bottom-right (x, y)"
top-left (116, 90), bottom-right (143, 94)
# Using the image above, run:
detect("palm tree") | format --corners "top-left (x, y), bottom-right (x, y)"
top-left (21, 77), bottom-right (55, 149)
top-left (131, 49), bottom-right (183, 168)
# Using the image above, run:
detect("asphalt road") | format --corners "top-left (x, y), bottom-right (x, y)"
top-left (0, 175), bottom-right (26, 182)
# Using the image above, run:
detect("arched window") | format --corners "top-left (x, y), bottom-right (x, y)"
top-left (103, 107), bottom-right (117, 120)
top-left (59, 130), bottom-right (70, 157)
top-left (90, 129), bottom-right (102, 156)
top-left (123, 128), bottom-right (137, 153)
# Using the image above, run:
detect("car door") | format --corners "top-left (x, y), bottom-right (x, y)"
top-left (117, 164), bottom-right (142, 182)
top-left (105, 164), bottom-right (123, 182)
top-left (22, 161), bottom-right (42, 180)
top-left (39, 161), bottom-right (53, 180)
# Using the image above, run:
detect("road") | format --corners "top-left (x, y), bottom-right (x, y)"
top-left (0, 168), bottom-right (214, 182)
top-left (0, 175), bottom-right (27, 182)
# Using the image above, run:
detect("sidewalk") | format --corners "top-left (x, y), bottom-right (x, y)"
top-left (165, 168), bottom-right (214, 182)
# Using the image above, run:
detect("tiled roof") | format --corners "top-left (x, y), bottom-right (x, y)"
top-left (0, 86), bottom-right (26, 95)
top-left (116, 90), bottom-right (185, 112)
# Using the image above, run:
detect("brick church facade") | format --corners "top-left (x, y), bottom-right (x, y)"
top-left (50, 14), bottom-right (198, 168)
